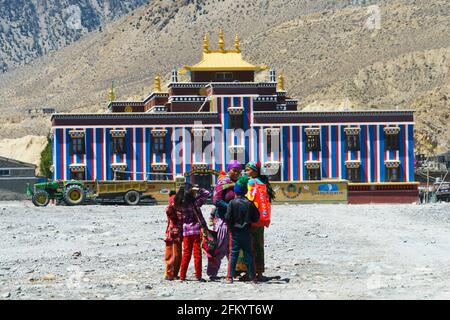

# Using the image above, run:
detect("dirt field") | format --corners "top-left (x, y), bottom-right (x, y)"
top-left (0, 201), bottom-right (449, 300)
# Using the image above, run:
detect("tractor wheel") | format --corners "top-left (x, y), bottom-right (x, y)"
top-left (64, 185), bottom-right (85, 206)
top-left (32, 190), bottom-right (50, 207)
top-left (124, 190), bottom-right (140, 206)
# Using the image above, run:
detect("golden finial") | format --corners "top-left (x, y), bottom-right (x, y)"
top-left (203, 34), bottom-right (209, 53)
top-left (154, 74), bottom-right (161, 92)
top-left (277, 73), bottom-right (285, 91)
top-left (234, 34), bottom-right (241, 53)
top-left (218, 28), bottom-right (225, 52)
top-left (108, 81), bottom-right (115, 102)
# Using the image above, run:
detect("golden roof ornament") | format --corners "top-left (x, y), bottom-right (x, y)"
top-left (234, 34), bottom-right (241, 53)
top-left (154, 74), bottom-right (161, 93)
top-left (277, 73), bottom-right (285, 91)
top-left (203, 34), bottom-right (209, 53)
top-left (179, 30), bottom-right (268, 74)
top-left (218, 28), bottom-right (225, 52)
top-left (108, 81), bottom-right (115, 102)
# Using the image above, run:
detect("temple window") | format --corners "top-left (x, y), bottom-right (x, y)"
top-left (264, 128), bottom-right (280, 157)
top-left (386, 167), bottom-right (399, 182)
top-left (228, 114), bottom-right (243, 130)
top-left (69, 130), bottom-right (86, 155)
top-left (266, 133), bottom-right (272, 157)
top-left (70, 137), bottom-right (85, 155)
top-left (385, 160), bottom-right (400, 182)
top-left (216, 72), bottom-right (233, 82)
top-left (306, 168), bottom-right (321, 181)
top-left (192, 174), bottom-right (211, 189)
top-left (345, 161), bottom-right (361, 182)
top-left (70, 171), bottom-right (85, 181)
top-left (305, 128), bottom-right (321, 152)
top-left (305, 161), bottom-right (321, 181)
top-left (112, 169), bottom-right (127, 181)
top-left (344, 128), bottom-right (360, 152)
top-left (346, 167), bottom-right (361, 182)
top-left (110, 130), bottom-right (126, 154)
top-left (191, 128), bottom-right (209, 154)
top-left (306, 135), bottom-right (321, 152)
top-left (202, 140), bottom-right (209, 153)
top-left (112, 137), bottom-right (125, 154)
top-left (151, 137), bottom-right (166, 154)
top-left (384, 127), bottom-right (400, 151)
top-left (150, 163), bottom-right (168, 181)
top-left (263, 162), bottom-right (281, 181)
top-left (150, 171), bottom-right (167, 181)
top-left (270, 170), bottom-right (281, 181)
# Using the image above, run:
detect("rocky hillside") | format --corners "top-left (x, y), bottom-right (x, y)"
top-left (0, 0), bottom-right (149, 72)
top-left (0, 0), bottom-right (448, 155)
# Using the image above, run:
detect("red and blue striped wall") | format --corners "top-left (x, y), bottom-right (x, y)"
top-left (52, 94), bottom-right (414, 183)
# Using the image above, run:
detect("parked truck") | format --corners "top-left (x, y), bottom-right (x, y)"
top-left (434, 181), bottom-right (450, 202)
top-left (27, 178), bottom-right (184, 207)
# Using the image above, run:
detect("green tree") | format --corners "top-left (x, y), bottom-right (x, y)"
top-left (39, 135), bottom-right (52, 179)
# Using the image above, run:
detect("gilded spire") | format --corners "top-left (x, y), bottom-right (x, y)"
top-left (277, 73), bottom-right (285, 91)
top-left (108, 81), bottom-right (115, 102)
top-left (203, 34), bottom-right (209, 53)
top-left (154, 74), bottom-right (161, 92)
top-left (218, 28), bottom-right (225, 52)
top-left (234, 34), bottom-right (241, 53)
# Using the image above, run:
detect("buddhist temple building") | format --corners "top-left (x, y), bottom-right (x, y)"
top-left (51, 30), bottom-right (418, 203)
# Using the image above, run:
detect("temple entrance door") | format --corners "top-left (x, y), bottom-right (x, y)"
top-left (192, 174), bottom-right (212, 192)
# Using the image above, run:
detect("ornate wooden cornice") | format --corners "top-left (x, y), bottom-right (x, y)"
top-left (344, 127), bottom-right (361, 135)
top-left (345, 161), bottom-right (361, 169)
top-left (385, 160), bottom-right (400, 168)
top-left (304, 161), bottom-right (321, 169)
top-left (151, 129), bottom-right (168, 137)
top-left (69, 164), bottom-right (86, 172)
top-left (68, 129), bottom-right (85, 138)
top-left (151, 163), bottom-right (168, 171)
top-left (305, 127), bottom-right (321, 136)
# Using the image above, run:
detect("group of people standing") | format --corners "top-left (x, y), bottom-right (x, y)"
top-left (164, 160), bottom-right (275, 283)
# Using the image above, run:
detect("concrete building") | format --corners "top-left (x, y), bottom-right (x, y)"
top-left (0, 156), bottom-right (37, 199)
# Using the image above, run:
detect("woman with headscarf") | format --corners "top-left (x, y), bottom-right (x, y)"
top-left (236, 161), bottom-right (275, 281)
top-left (206, 160), bottom-right (242, 281)
top-left (176, 183), bottom-right (210, 282)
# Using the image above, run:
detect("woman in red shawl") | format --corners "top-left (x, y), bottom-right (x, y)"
top-left (235, 161), bottom-right (275, 281)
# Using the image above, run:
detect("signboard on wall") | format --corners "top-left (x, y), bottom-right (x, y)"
top-left (273, 181), bottom-right (348, 203)
top-left (184, 169), bottom-right (222, 177)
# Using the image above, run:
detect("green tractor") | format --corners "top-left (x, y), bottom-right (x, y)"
top-left (27, 180), bottom-right (86, 207)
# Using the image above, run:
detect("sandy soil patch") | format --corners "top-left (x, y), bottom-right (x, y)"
top-left (0, 201), bottom-right (449, 300)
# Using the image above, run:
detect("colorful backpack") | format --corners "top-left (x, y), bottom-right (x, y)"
top-left (193, 206), bottom-right (219, 258)
top-left (199, 227), bottom-right (219, 259)
top-left (246, 178), bottom-right (271, 228)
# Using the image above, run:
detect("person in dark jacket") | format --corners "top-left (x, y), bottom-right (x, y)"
top-left (225, 179), bottom-right (260, 283)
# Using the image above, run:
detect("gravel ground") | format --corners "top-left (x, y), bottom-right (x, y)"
top-left (0, 201), bottom-right (449, 300)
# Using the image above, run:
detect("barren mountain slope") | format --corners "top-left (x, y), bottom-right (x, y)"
top-left (0, 0), bottom-right (448, 153)
top-left (0, 0), bottom-right (149, 72)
